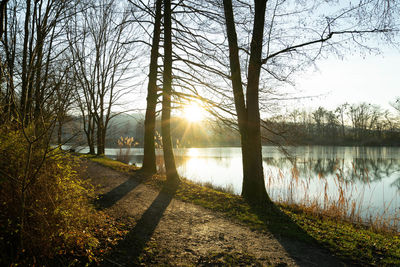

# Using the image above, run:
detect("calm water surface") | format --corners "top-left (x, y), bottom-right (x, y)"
top-left (75, 146), bottom-right (400, 224)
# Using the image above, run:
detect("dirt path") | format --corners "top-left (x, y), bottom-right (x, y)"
top-left (84, 160), bottom-right (347, 266)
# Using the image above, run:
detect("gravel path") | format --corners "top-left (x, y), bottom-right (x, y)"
top-left (84, 160), bottom-right (346, 266)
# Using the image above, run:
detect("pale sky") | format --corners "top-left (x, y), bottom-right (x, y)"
top-left (128, 46), bottom-right (400, 117)
top-left (292, 47), bottom-right (400, 112)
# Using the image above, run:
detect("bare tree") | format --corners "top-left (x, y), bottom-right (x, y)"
top-left (220, 0), bottom-right (397, 206)
top-left (68, 0), bottom-right (137, 155)
top-left (335, 103), bottom-right (349, 138)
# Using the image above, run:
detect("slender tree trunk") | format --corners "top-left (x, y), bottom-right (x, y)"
top-left (89, 116), bottom-right (95, 154)
top-left (0, 1), bottom-right (8, 39)
top-left (101, 127), bottom-right (106, 155)
top-left (142, 0), bottom-right (162, 174)
top-left (223, 0), bottom-right (272, 206)
top-left (96, 124), bottom-right (102, 155)
top-left (20, 0), bottom-right (31, 123)
top-left (82, 111), bottom-right (95, 154)
top-left (86, 114), bottom-right (95, 154)
top-left (25, 1), bottom-right (38, 124)
top-left (97, 121), bottom-right (105, 155)
top-left (33, 31), bottom-right (44, 120)
top-left (57, 121), bottom-right (62, 145)
top-left (1, 0), bottom-right (10, 120)
top-left (161, 0), bottom-right (179, 183)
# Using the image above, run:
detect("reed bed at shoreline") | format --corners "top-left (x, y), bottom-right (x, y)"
top-left (265, 164), bottom-right (400, 233)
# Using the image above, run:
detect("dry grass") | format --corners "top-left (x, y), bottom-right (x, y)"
top-left (115, 136), bottom-right (138, 164)
top-left (265, 164), bottom-right (400, 233)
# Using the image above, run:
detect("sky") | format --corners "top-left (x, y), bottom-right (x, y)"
top-left (291, 47), bottom-right (400, 112)
top-left (128, 41), bottom-right (400, 118)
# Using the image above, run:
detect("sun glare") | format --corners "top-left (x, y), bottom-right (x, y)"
top-left (183, 103), bottom-right (205, 122)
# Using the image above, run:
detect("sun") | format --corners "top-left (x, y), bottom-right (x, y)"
top-left (183, 103), bottom-right (205, 122)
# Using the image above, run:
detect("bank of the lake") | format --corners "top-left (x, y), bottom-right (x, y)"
top-left (87, 154), bottom-right (400, 266)
top-left (70, 145), bottom-right (400, 229)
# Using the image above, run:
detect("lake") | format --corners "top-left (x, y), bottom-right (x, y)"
top-left (74, 145), bottom-right (400, 227)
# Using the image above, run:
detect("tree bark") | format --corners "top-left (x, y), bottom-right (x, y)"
top-left (3, 1), bottom-right (16, 121)
top-left (25, 1), bottom-right (38, 124)
top-left (88, 114), bottom-right (95, 154)
top-left (57, 122), bottom-right (62, 145)
top-left (20, 0), bottom-right (31, 123)
top-left (97, 120), bottom-right (105, 155)
top-left (223, 0), bottom-right (272, 206)
top-left (0, 1), bottom-right (8, 39)
top-left (142, 0), bottom-right (162, 174)
top-left (242, 0), bottom-right (272, 206)
top-left (33, 22), bottom-right (44, 120)
top-left (161, 0), bottom-right (179, 183)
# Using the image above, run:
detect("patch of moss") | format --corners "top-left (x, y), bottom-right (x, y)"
top-left (79, 154), bottom-right (139, 174)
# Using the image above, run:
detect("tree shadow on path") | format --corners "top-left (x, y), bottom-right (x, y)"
top-left (100, 183), bottom-right (178, 266)
top-left (249, 204), bottom-right (347, 267)
top-left (95, 178), bottom-right (141, 210)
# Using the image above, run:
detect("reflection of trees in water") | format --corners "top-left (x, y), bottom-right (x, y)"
top-left (263, 156), bottom-right (400, 190)
top-left (391, 177), bottom-right (400, 191)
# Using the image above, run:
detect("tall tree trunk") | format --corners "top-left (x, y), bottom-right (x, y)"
top-left (20, 0), bottom-right (31, 123)
top-left (33, 29), bottom-right (44, 120)
top-left (89, 116), bottom-right (95, 154)
top-left (161, 0), bottom-right (179, 183)
top-left (142, 0), bottom-right (162, 174)
top-left (82, 111), bottom-right (95, 154)
top-left (222, 0), bottom-right (250, 201)
top-left (97, 121), bottom-right (105, 155)
top-left (0, 1), bottom-right (8, 39)
top-left (25, 1), bottom-right (38, 124)
top-left (242, 0), bottom-right (272, 206)
top-left (223, 0), bottom-right (272, 206)
top-left (87, 114), bottom-right (95, 154)
top-left (3, 1), bottom-right (16, 121)
top-left (57, 121), bottom-right (62, 145)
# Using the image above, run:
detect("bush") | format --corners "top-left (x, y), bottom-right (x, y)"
top-left (0, 124), bottom-right (99, 265)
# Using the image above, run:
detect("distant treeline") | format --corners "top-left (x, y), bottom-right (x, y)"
top-left (262, 102), bottom-right (400, 146)
top-left (59, 114), bottom-right (241, 148)
top-left (60, 102), bottom-right (400, 148)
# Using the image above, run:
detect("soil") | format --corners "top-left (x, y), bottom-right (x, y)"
top-left (83, 160), bottom-right (348, 266)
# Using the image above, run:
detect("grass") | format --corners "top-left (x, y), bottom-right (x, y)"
top-left (86, 154), bottom-right (400, 266)
top-left (79, 153), bottom-right (139, 174)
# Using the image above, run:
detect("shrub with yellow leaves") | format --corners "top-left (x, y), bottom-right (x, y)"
top-left (0, 125), bottom-right (100, 265)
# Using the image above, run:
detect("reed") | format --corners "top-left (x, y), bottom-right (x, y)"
top-left (266, 164), bottom-right (400, 233)
top-left (115, 136), bottom-right (138, 164)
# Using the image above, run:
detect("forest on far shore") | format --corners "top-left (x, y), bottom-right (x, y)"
top-left (59, 101), bottom-right (400, 149)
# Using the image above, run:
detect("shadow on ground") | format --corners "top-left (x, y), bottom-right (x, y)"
top-left (249, 203), bottom-right (346, 267)
top-left (100, 182), bottom-right (177, 266)
top-left (95, 178), bottom-right (141, 210)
